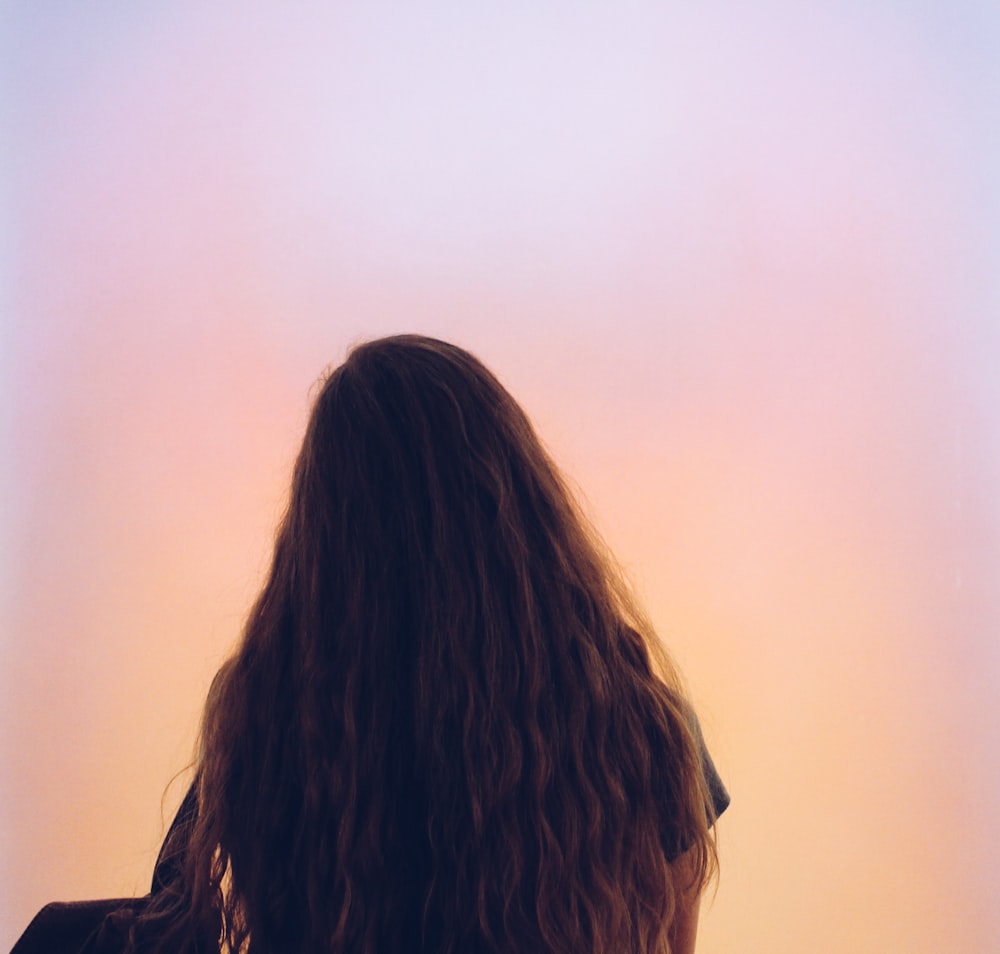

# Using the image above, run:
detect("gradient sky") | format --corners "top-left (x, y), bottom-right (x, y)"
top-left (3, 3), bottom-right (1000, 951)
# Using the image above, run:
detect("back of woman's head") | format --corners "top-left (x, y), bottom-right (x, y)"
top-left (149, 335), bottom-right (716, 953)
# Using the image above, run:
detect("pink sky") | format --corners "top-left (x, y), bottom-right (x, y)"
top-left (3, 3), bottom-right (999, 951)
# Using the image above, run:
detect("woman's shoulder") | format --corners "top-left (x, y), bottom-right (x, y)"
top-left (11, 897), bottom-right (147, 954)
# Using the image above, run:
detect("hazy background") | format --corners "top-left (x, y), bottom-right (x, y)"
top-left (3, 3), bottom-right (999, 951)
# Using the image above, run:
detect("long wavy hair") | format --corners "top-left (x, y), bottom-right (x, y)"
top-left (137, 334), bottom-right (717, 953)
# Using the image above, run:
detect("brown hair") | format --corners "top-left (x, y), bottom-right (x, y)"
top-left (138, 335), bottom-right (716, 953)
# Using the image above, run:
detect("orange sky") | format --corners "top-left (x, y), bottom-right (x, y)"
top-left (3, 4), bottom-right (999, 951)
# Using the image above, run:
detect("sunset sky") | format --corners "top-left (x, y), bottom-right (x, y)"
top-left (3, 3), bottom-right (999, 951)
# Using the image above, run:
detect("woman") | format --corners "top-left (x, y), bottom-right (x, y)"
top-left (16, 335), bottom-right (727, 954)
